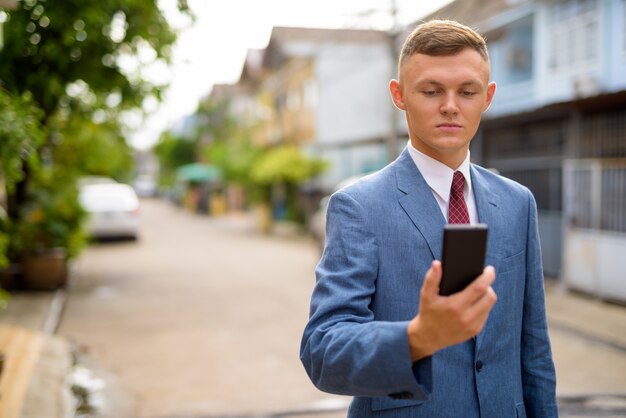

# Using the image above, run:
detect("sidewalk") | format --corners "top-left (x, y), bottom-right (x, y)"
top-left (0, 289), bottom-right (74, 418)
top-left (1, 272), bottom-right (625, 418)
top-left (546, 280), bottom-right (626, 352)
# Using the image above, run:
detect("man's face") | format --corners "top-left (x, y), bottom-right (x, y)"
top-left (389, 48), bottom-right (496, 169)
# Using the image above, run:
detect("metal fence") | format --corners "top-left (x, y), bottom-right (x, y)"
top-left (565, 159), bottom-right (626, 234)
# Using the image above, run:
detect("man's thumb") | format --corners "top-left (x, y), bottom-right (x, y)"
top-left (422, 260), bottom-right (442, 296)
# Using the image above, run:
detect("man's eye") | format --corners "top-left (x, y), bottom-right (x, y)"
top-left (462, 91), bottom-right (477, 96)
top-left (421, 90), bottom-right (437, 96)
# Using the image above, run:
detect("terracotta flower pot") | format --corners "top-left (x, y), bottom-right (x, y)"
top-left (20, 248), bottom-right (68, 290)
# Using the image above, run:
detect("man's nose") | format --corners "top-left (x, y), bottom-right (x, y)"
top-left (440, 92), bottom-right (459, 115)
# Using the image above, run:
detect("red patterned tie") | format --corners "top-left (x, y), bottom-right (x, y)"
top-left (449, 171), bottom-right (470, 224)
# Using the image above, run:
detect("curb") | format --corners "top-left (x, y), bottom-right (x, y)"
top-left (0, 287), bottom-right (74, 418)
top-left (42, 289), bottom-right (67, 335)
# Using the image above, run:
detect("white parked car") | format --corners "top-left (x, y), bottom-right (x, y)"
top-left (79, 182), bottom-right (140, 240)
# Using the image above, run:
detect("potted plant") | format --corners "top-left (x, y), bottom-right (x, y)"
top-left (12, 176), bottom-right (87, 290)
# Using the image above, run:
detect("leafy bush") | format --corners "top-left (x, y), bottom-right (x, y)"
top-left (0, 88), bottom-right (46, 268)
top-left (250, 145), bottom-right (328, 222)
top-left (0, 88), bottom-right (45, 193)
top-left (250, 145), bottom-right (327, 186)
top-left (12, 177), bottom-right (87, 259)
top-left (0, 208), bottom-right (9, 269)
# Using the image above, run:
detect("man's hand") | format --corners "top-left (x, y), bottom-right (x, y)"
top-left (407, 260), bottom-right (497, 362)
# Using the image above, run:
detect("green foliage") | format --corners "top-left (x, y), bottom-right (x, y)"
top-left (0, 288), bottom-right (9, 311)
top-left (51, 114), bottom-right (134, 182)
top-left (0, 0), bottom-right (185, 264)
top-left (12, 172), bottom-right (87, 259)
top-left (0, 0), bottom-right (178, 116)
top-left (0, 88), bottom-right (45, 193)
top-left (196, 97), bottom-right (262, 186)
top-left (0, 88), bottom-right (46, 267)
top-left (250, 146), bottom-right (328, 186)
top-left (153, 132), bottom-right (197, 187)
top-left (0, 207), bottom-right (9, 269)
top-left (191, 97), bottom-right (328, 217)
top-left (250, 146), bottom-right (328, 221)
top-left (194, 99), bottom-right (237, 140)
top-left (205, 136), bottom-right (261, 184)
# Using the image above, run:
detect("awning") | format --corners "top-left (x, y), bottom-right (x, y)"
top-left (176, 163), bottom-right (222, 183)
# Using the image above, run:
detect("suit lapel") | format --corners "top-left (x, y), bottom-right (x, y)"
top-left (394, 149), bottom-right (446, 260)
top-left (471, 165), bottom-right (500, 267)
top-left (470, 165), bottom-right (500, 350)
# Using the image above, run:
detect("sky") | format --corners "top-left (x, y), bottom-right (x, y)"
top-left (129, 0), bottom-right (452, 150)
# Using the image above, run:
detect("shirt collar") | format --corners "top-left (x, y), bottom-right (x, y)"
top-left (407, 140), bottom-right (472, 203)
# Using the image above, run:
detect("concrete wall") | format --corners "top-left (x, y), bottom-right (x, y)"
top-left (564, 228), bottom-right (626, 303)
top-left (313, 42), bottom-right (394, 190)
top-left (316, 43), bottom-right (392, 145)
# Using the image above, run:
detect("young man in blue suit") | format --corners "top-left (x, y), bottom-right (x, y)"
top-left (300, 20), bottom-right (558, 417)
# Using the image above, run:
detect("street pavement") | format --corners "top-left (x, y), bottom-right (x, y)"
top-left (1, 198), bottom-right (626, 418)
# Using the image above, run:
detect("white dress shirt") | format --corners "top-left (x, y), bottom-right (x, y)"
top-left (407, 141), bottom-right (479, 224)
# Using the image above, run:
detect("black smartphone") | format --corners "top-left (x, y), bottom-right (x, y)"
top-left (439, 224), bottom-right (488, 296)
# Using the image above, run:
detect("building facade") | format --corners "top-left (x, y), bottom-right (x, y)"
top-left (214, 0), bottom-right (626, 301)
top-left (236, 26), bottom-right (396, 192)
top-left (431, 0), bottom-right (626, 300)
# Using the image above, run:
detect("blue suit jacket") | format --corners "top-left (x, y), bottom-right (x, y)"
top-left (300, 148), bottom-right (558, 418)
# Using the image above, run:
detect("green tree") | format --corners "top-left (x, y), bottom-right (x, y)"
top-left (251, 145), bottom-right (328, 222)
top-left (198, 99), bottom-right (261, 187)
top-left (0, 88), bottom-right (45, 267)
top-left (193, 97), bottom-right (327, 221)
top-left (194, 98), bottom-right (237, 142)
top-left (0, 0), bottom-right (187, 264)
top-left (52, 113), bottom-right (134, 182)
top-left (153, 132), bottom-right (197, 187)
top-left (0, 88), bottom-right (45, 195)
top-left (0, 0), bottom-right (181, 117)
top-left (251, 146), bottom-right (327, 186)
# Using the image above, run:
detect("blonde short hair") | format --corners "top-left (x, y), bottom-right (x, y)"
top-left (399, 20), bottom-right (489, 67)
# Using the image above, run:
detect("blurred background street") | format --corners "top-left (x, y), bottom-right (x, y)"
top-left (53, 198), bottom-right (626, 417)
top-left (2, 0), bottom-right (626, 417)
top-left (58, 198), bottom-right (348, 418)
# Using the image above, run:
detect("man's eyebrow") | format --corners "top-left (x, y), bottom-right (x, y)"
top-left (416, 79), bottom-right (443, 86)
top-left (415, 79), bottom-right (483, 87)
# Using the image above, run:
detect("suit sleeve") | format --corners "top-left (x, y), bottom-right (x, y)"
top-left (300, 191), bottom-right (431, 398)
top-left (521, 190), bottom-right (558, 417)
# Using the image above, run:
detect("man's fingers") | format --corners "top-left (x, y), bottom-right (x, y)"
top-left (476, 265), bottom-right (496, 288)
top-left (455, 265), bottom-right (496, 304)
top-left (421, 260), bottom-right (442, 296)
top-left (466, 285), bottom-right (498, 323)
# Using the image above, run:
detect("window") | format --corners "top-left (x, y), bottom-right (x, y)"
top-left (547, 0), bottom-right (599, 71)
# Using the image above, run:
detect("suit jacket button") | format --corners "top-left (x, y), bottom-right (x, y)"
top-left (475, 360), bottom-right (484, 372)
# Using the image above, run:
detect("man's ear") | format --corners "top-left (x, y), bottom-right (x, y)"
top-left (389, 79), bottom-right (406, 111)
top-left (482, 81), bottom-right (497, 113)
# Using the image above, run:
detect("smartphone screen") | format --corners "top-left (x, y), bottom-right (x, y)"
top-left (439, 224), bottom-right (488, 296)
